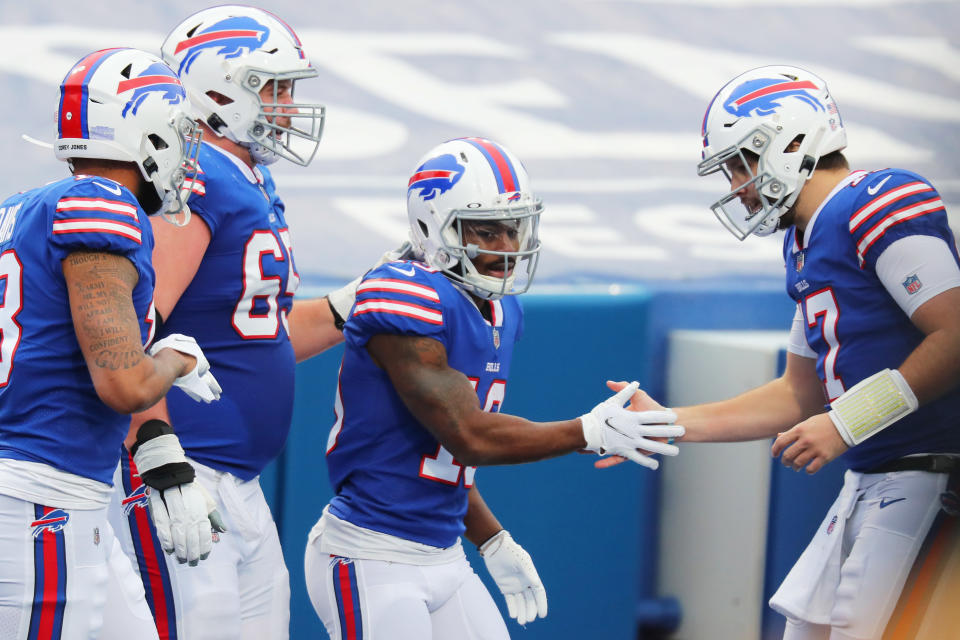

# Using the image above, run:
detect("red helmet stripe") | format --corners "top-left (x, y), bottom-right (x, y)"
top-left (59, 48), bottom-right (121, 141)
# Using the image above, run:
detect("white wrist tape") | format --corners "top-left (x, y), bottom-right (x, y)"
top-left (132, 434), bottom-right (188, 474)
top-left (828, 369), bottom-right (918, 447)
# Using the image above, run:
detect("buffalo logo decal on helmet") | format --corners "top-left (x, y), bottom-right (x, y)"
top-left (723, 78), bottom-right (823, 118)
top-left (408, 154), bottom-right (465, 202)
top-left (173, 16), bottom-right (270, 75)
top-left (117, 62), bottom-right (185, 118)
top-left (30, 509), bottom-right (70, 538)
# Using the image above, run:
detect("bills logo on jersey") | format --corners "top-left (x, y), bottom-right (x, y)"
top-left (174, 16), bottom-right (270, 75)
top-left (121, 484), bottom-right (150, 515)
top-left (30, 509), bottom-right (70, 538)
top-left (408, 154), bottom-right (464, 201)
top-left (724, 78), bottom-right (823, 118)
top-left (902, 274), bottom-right (923, 295)
top-left (118, 63), bottom-right (185, 118)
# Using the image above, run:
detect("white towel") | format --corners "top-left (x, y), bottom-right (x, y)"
top-left (769, 470), bottom-right (861, 624)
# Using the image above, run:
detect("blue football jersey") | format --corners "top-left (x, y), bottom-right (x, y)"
top-left (784, 168), bottom-right (960, 470)
top-left (160, 143), bottom-right (299, 480)
top-left (326, 261), bottom-right (524, 548)
top-left (0, 176), bottom-right (156, 484)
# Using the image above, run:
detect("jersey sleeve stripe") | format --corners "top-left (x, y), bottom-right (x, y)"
top-left (849, 182), bottom-right (932, 233)
top-left (52, 219), bottom-right (142, 244)
top-left (856, 197), bottom-right (945, 266)
top-left (357, 279), bottom-right (440, 301)
top-left (353, 299), bottom-right (443, 325)
top-left (56, 197), bottom-right (139, 220)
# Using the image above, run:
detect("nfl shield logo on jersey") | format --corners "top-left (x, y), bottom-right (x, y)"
top-left (794, 250), bottom-right (805, 272)
top-left (492, 327), bottom-right (500, 349)
top-left (902, 274), bottom-right (923, 295)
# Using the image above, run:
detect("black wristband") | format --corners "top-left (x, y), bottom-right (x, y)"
top-left (140, 462), bottom-right (196, 491)
top-left (327, 295), bottom-right (346, 331)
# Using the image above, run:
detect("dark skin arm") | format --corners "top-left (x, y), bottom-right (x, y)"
top-left (463, 485), bottom-right (504, 547)
top-left (366, 333), bottom-right (586, 466)
top-left (64, 250), bottom-right (195, 414)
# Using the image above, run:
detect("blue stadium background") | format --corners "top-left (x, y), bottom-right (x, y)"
top-left (1, 0), bottom-right (957, 637)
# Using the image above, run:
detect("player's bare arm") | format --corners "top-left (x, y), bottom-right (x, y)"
top-left (462, 485), bottom-right (504, 547)
top-left (896, 286), bottom-right (960, 403)
top-left (150, 213), bottom-right (211, 319)
top-left (288, 297), bottom-right (345, 362)
top-left (682, 351), bottom-right (825, 443)
top-left (367, 333), bottom-right (585, 466)
top-left (64, 250), bottom-right (194, 413)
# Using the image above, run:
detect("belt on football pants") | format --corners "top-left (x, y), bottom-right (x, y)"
top-left (865, 455), bottom-right (958, 475)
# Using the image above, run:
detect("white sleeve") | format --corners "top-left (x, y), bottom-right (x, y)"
top-left (875, 235), bottom-right (960, 318)
top-left (787, 304), bottom-right (816, 358)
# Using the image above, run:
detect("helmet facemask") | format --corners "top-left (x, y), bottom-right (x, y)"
top-left (436, 201), bottom-right (542, 300)
top-left (238, 68), bottom-right (325, 166)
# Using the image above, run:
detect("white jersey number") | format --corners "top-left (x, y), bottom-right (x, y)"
top-left (232, 229), bottom-right (298, 339)
top-left (0, 250), bottom-right (23, 386)
top-left (419, 379), bottom-right (506, 488)
top-left (804, 288), bottom-right (845, 401)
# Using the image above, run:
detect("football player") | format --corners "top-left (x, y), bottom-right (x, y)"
top-left (106, 6), bottom-right (403, 640)
top-left (304, 137), bottom-right (685, 639)
top-left (607, 65), bottom-right (960, 639)
top-left (0, 48), bottom-right (221, 640)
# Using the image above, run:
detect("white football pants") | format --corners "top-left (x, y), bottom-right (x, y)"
top-left (0, 492), bottom-right (158, 640)
top-left (305, 539), bottom-right (509, 640)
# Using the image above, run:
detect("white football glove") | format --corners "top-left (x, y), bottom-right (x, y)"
top-left (480, 530), bottom-right (548, 625)
top-left (132, 420), bottom-right (226, 566)
top-left (580, 381), bottom-right (684, 470)
top-left (149, 334), bottom-right (222, 403)
top-left (327, 240), bottom-right (416, 326)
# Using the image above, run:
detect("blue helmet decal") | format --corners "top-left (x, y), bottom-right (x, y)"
top-left (117, 62), bottom-right (185, 118)
top-left (723, 78), bottom-right (823, 118)
top-left (408, 154), bottom-right (465, 201)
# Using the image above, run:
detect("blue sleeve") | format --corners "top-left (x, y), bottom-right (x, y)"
top-left (848, 169), bottom-right (950, 270)
top-left (48, 179), bottom-right (145, 261)
top-left (343, 262), bottom-right (447, 349)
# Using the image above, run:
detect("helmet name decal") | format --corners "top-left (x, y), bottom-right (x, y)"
top-left (117, 63), bottom-right (185, 117)
top-left (408, 154), bottom-right (465, 201)
top-left (724, 78), bottom-right (823, 118)
top-left (174, 17), bottom-right (270, 74)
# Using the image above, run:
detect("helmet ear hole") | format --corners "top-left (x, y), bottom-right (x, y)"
top-left (147, 134), bottom-right (169, 151)
top-left (418, 220), bottom-right (429, 237)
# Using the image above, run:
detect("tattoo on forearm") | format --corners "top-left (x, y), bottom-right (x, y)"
top-left (66, 251), bottom-right (144, 371)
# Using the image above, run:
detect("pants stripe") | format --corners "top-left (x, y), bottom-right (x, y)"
top-left (27, 505), bottom-right (67, 640)
top-left (120, 449), bottom-right (178, 640)
top-left (332, 558), bottom-right (363, 640)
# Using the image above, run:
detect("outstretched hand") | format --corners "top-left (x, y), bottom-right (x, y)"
top-left (594, 381), bottom-right (674, 469)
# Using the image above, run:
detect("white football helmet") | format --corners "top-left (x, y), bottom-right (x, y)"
top-left (407, 137), bottom-right (542, 300)
top-left (698, 65), bottom-right (846, 239)
top-left (55, 48), bottom-right (202, 220)
top-left (161, 5), bottom-right (324, 166)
